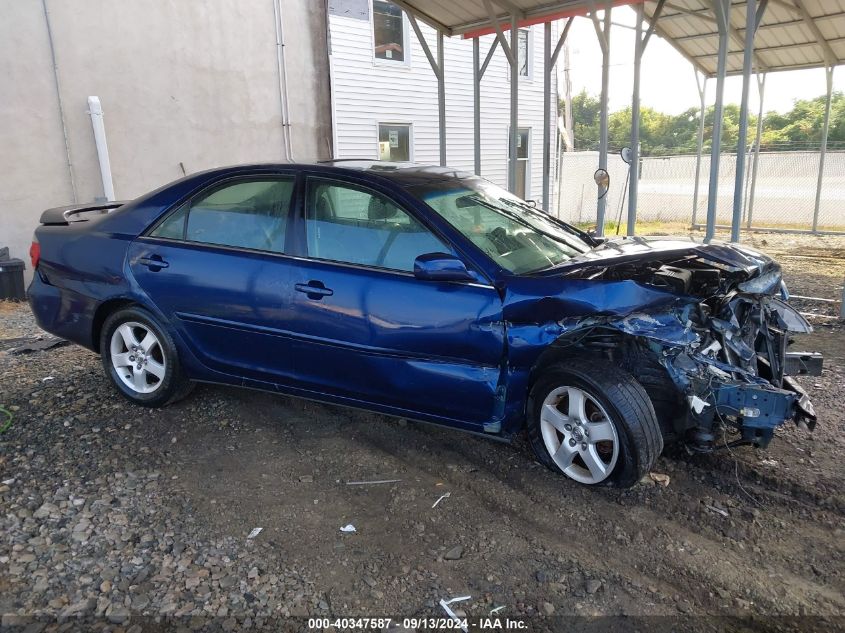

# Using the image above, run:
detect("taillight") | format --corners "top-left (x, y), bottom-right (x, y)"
top-left (29, 239), bottom-right (40, 269)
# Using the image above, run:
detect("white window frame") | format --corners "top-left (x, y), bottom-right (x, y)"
top-left (370, 0), bottom-right (411, 68)
top-left (376, 121), bottom-right (414, 161)
top-left (517, 27), bottom-right (533, 81)
top-left (507, 126), bottom-right (532, 199)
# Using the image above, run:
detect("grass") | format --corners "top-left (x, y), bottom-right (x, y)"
top-left (0, 300), bottom-right (24, 314)
top-left (570, 220), bottom-right (845, 237)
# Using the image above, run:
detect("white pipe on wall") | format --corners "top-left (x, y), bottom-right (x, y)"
top-left (87, 96), bottom-right (115, 201)
top-left (272, 0), bottom-right (294, 162)
top-left (43, 0), bottom-right (77, 203)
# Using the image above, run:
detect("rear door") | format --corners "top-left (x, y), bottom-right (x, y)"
top-left (128, 173), bottom-right (301, 384)
top-left (286, 174), bottom-right (505, 430)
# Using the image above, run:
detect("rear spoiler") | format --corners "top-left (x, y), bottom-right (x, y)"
top-left (40, 201), bottom-right (128, 225)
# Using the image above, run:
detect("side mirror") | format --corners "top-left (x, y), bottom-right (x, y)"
top-left (620, 147), bottom-right (633, 164)
top-left (594, 168), bottom-right (610, 200)
top-left (413, 253), bottom-right (474, 282)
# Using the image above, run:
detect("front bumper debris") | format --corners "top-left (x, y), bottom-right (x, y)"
top-left (557, 291), bottom-right (820, 450)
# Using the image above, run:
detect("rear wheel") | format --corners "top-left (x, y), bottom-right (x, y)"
top-left (527, 359), bottom-right (663, 488)
top-left (100, 307), bottom-right (192, 407)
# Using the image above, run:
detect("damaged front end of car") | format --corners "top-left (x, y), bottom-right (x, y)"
top-left (508, 238), bottom-right (819, 452)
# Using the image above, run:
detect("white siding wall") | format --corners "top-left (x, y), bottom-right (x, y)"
top-left (329, 8), bottom-right (557, 201)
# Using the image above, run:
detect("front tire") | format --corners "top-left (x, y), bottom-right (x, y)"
top-left (100, 306), bottom-right (192, 407)
top-left (527, 358), bottom-right (663, 488)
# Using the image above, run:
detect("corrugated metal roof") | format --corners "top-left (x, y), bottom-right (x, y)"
top-left (391, 1), bottom-right (639, 36)
top-left (395, 0), bottom-right (844, 76)
top-left (647, 0), bottom-right (845, 76)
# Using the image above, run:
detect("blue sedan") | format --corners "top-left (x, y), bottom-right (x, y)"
top-left (28, 162), bottom-right (816, 487)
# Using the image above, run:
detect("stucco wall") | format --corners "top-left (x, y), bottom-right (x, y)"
top-left (0, 0), bottom-right (331, 281)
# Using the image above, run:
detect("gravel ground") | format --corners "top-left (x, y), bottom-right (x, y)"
top-left (1, 233), bottom-right (843, 632)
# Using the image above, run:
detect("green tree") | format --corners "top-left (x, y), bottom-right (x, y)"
top-left (564, 91), bottom-right (844, 154)
top-left (570, 90), bottom-right (601, 150)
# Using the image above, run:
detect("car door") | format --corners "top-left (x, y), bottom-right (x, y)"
top-left (286, 174), bottom-right (505, 430)
top-left (128, 173), bottom-right (301, 384)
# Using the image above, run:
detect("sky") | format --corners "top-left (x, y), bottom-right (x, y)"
top-left (562, 6), bottom-right (844, 116)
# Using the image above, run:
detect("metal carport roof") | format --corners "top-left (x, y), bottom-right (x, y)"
top-left (394, 0), bottom-right (844, 74)
top-left (390, 0), bottom-right (844, 240)
top-left (391, 0), bottom-right (637, 35)
top-left (649, 0), bottom-right (845, 76)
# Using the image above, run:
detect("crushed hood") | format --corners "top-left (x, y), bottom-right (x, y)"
top-left (554, 236), bottom-right (776, 279)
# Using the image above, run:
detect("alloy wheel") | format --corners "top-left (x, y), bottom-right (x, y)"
top-left (539, 385), bottom-right (620, 484)
top-left (110, 321), bottom-right (166, 394)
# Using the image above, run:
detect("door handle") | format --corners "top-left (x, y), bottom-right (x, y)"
top-left (295, 280), bottom-right (333, 300)
top-left (139, 255), bottom-right (169, 271)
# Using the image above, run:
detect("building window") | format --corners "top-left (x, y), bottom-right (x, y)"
top-left (378, 123), bottom-right (411, 161)
top-left (517, 29), bottom-right (530, 77)
top-left (507, 128), bottom-right (531, 199)
top-left (373, 1), bottom-right (405, 62)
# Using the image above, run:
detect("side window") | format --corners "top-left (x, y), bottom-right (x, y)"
top-left (151, 204), bottom-right (188, 240)
top-left (150, 178), bottom-right (294, 253)
top-left (305, 180), bottom-right (450, 272)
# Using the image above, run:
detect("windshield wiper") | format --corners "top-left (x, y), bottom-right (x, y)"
top-left (482, 197), bottom-right (588, 251)
top-left (465, 196), bottom-right (564, 241)
top-left (496, 198), bottom-right (594, 244)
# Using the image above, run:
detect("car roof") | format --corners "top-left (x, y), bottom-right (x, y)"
top-left (164, 162), bottom-right (476, 197)
top-left (316, 160), bottom-right (476, 187)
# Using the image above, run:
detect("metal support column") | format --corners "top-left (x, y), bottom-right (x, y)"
top-left (813, 65), bottom-right (835, 233)
top-left (628, 6), bottom-right (645, 236)
top-left (408, 15), bottom-right (446, 166)
top-left (590, 1), bottom-right (612, 235)
top-left (705, 0), bottom-right (730, 243)
top-left (472, 35), bottom-right (501, 176)
top-left (627, 0), bottom-right (665, 235)
top-left (543, 22), bottom-right (553, 211)
top-left (482, 0), bottom-right (515, 186)
top-left (746, 73), bottom-right (766, 228)
top-left (691, 73), bottom-right (707, 228)
top-left (730, 0), bottom-right (766, 242)
top-left (509, 12), bottom-right (519, 193)
top-left (543, 18), bottom-right (573, 212)
top-left (437, 31), bottom-right (446, 166)
top-left (473, 38), bottom-right (481, 175)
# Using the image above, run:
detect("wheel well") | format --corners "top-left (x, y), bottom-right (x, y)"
top-left (527, 329), bottom-right (685, 437)
top-left (91, 299), bottom-right (138, 353)
top-left (528, 328), bottom-right (625, 387)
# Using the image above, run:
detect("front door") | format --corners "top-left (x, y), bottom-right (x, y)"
top-left (286, 175), bottom-right (505, 430)
top-left (128, 174), bottom-right (301, 384)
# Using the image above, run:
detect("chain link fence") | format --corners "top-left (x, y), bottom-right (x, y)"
top-left (555, 150), bottom-right (845, 233)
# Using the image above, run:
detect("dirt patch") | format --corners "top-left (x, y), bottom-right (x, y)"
top-left (1, 232), bottom-right (843, 628)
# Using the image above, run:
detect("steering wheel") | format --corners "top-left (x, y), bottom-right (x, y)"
top-left (488, 226), bottom-right (512, 254)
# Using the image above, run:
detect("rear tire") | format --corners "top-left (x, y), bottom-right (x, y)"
top-left (527, 358), bottom-right (663, 488)
top-left (100, 306), bottom-right (193, 407)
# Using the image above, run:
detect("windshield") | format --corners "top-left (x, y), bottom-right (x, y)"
top-left (412, 178), bottom-right (591, 274)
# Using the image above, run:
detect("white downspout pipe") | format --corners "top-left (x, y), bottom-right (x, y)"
top-left (87, 96), bottom-right (115, 201)
top-left (272, 0), bottom-right (294, 161)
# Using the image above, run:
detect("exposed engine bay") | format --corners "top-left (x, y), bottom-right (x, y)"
top-left (549, 242), bottom-right (819, 451)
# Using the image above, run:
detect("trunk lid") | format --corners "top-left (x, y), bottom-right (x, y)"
top-left (39, 201), bottom-right (127, 226)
